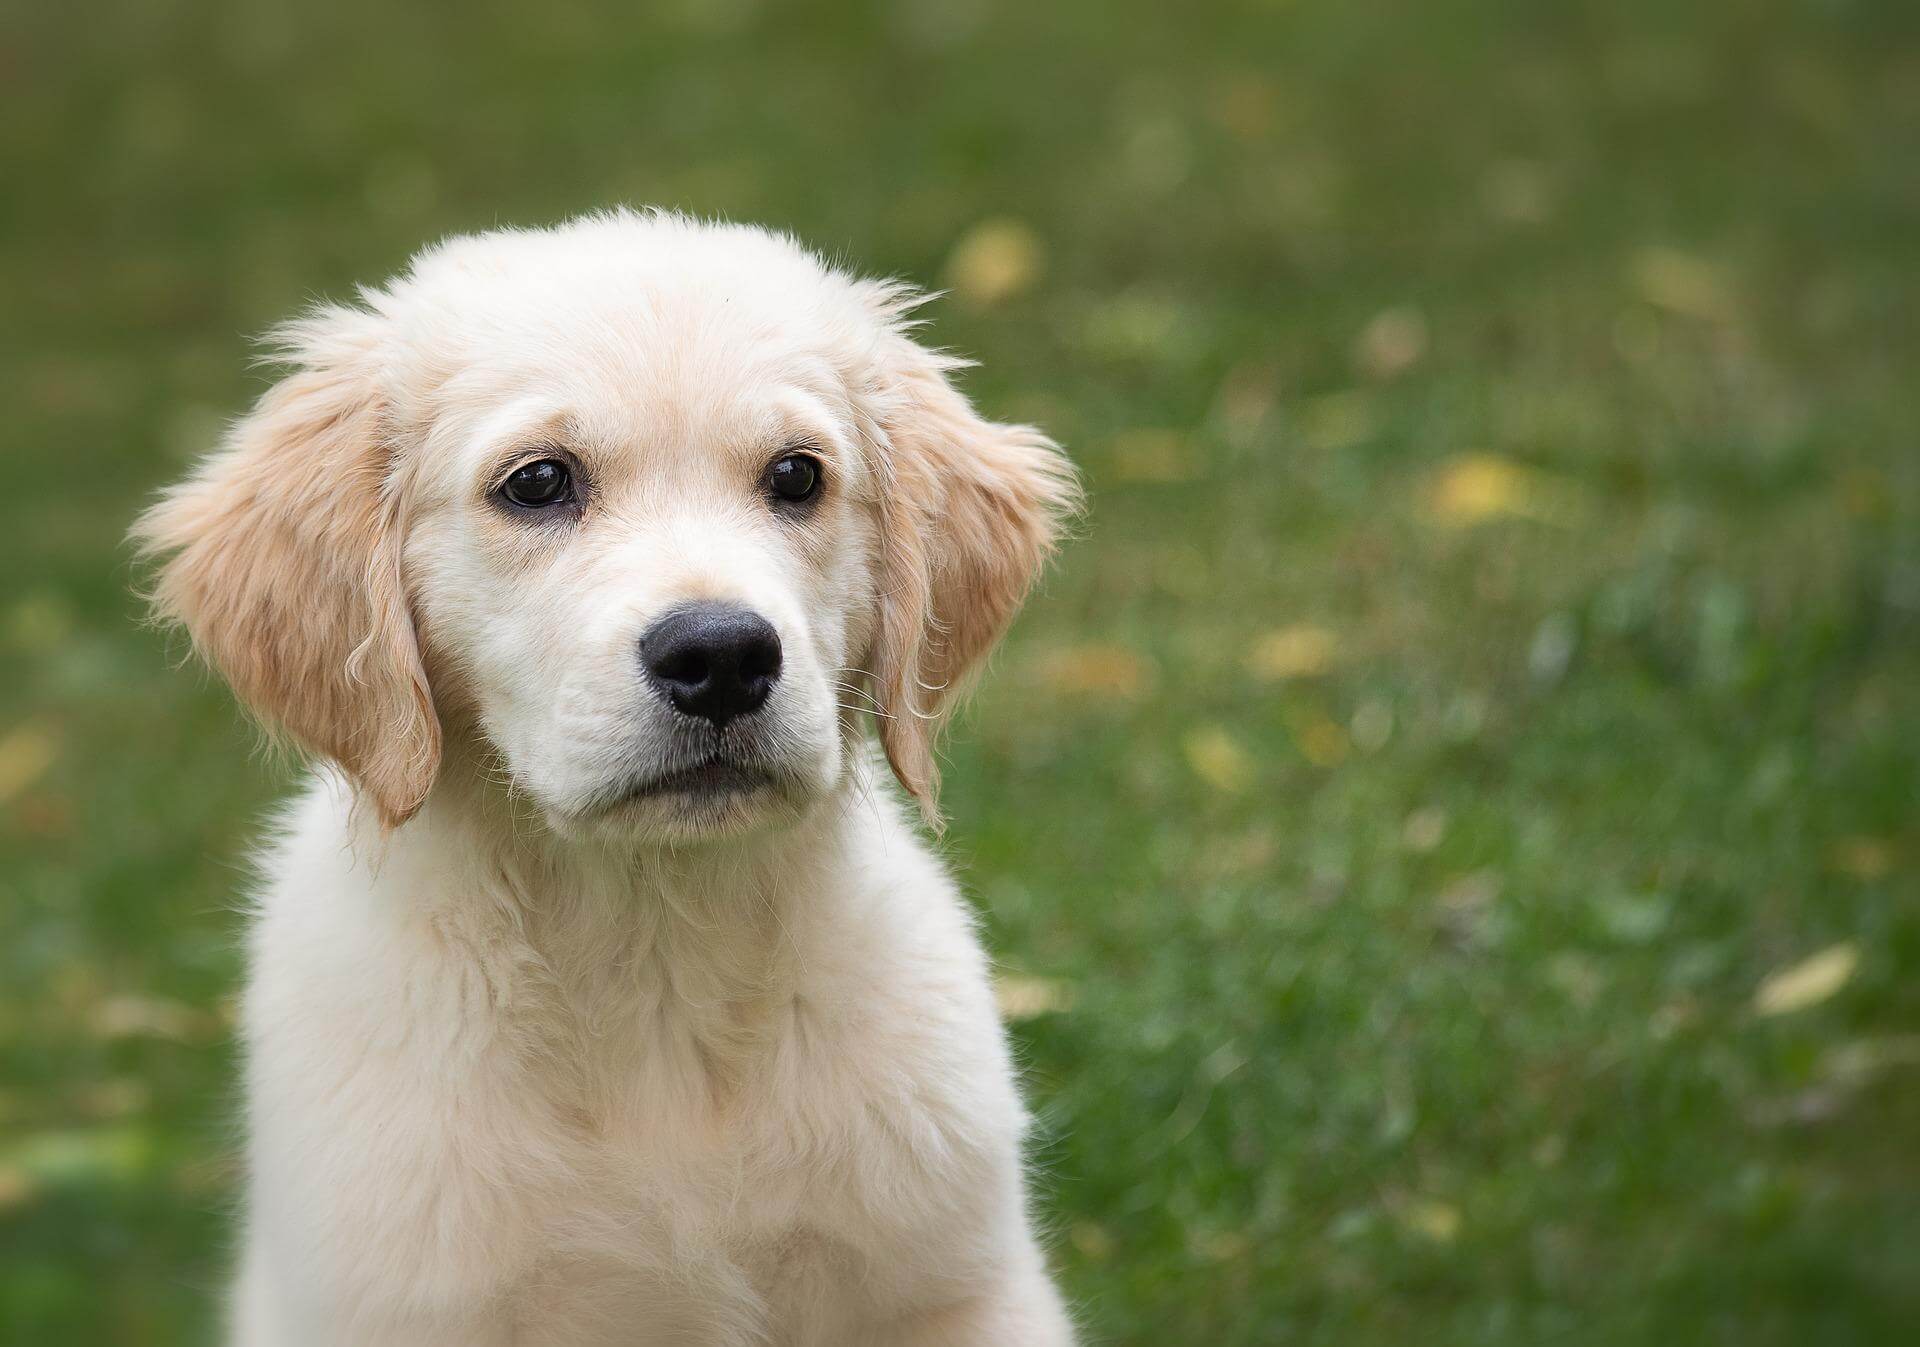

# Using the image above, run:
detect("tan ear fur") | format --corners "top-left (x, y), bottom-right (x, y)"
top-left (131, 309), bottom-right (439, 828)
top-left (866, 341), bottom-right (1079, 823)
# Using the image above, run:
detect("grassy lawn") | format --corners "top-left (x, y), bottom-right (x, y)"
top-left (3, 0), bottom-right (1917, 1341)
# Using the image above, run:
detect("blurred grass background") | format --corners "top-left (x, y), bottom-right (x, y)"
top-left (3, 0), bottom-right (1918, 1342)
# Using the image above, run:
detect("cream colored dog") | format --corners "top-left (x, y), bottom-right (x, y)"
top-left (135, 210), bottom-right (1078, 1346)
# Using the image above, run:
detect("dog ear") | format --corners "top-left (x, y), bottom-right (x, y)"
top-left (862, 323), bottom-right (1079, 824)
top-left (132, 306), bottom-right (440, 829)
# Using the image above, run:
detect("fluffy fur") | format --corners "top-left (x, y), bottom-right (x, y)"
top-left (134, 210), bottom-right (1079, 1345)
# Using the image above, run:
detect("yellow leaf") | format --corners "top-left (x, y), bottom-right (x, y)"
top-left (1212, 364), bottom-right (1277, 450)
top-left (1630, 246), bottom-right (1737, 323)
top-left (1830, 836), bottom-right (1895, 882)
top-left (1082, 292), bottom-right (1186, 360)
top-left (0, 1166), bottom-right (35, 1212)
top-left (1070, 1220), bottom-right (1115, 1261)
top-left (1294, 389), bottom-right (1379, 452)
top-left (1480, 158), bottom-right (1554, 225)
top-left (0, 722), bottom-right (58, 805)
top-left (1403, 1199), bottom-right (1461, 1243)
top-left (1208, 73), bottom-right (1280, 141)
top-left (1246, 625), bottom-right (1339, 680)
top-left (994, 974), bottom-right (1077, 1021)
top-left (1401, 806), bottom-right (1447, 853)
top-left (1427, 453), bottom-right (1587, 527)
top-left (1036, 644), bottom-right (1155, 701)
top-left (1353, 306), bottom-right (1428, 381)
top-left (2, 1126), bottom-right (151, 1186)
top-left (1184, 725), bottom-right (1253, 793)
top-left (1438, 869), bottom-right (1502, 913)
top-left (90, 995), bottom-right (217, 1043)
top-left (1351, 698), bottom-right (1394, 752)
top-left (75, 1078), bottom-right (151, 1121)
top-left (1110, 428), bottom-right (1202, 483)
top-left (944, 218), bottom-right (1044, 309)
top-left (5, 593), bottom-right (74, 653)
top-left (1840, 469), bottom-right (1890, 521)
top-left (1286, 709), bottom-right (1349, 768)
top-left (1195, 1228), bottom-right (1252, 1261)
top-left (1754, 942), bottom-right (1860, 1017)
top-left (1546, 951), bottom-right (1605, 1009)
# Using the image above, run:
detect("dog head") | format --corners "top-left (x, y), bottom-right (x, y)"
top-left (134, 211), bottom-right (1076, 844)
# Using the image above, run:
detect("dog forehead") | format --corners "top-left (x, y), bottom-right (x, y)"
top-left (410, 253), bottom-right (863, 434)
top-left (408, 218), bottom-right (865, 359)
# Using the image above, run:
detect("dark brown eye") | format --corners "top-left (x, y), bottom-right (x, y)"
top-left (767, 453), bottom-right (822, 504)
top-left (501, 459), bottom-right (573, 509)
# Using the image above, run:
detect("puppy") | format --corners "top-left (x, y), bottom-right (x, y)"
top-left (134, 210), bottom-right (1079, 1346)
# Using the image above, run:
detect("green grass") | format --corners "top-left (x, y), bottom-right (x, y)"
top-left (3, 0), bottom-right (1917, 1342)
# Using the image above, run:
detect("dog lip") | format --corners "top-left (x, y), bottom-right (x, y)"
top-left (618, 758), bottom-right (777, 802)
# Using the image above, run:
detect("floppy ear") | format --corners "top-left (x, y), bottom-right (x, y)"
top-left (131, 307), bottom-right (440, 829)
top-left (864, 331), bottom-right (1079, 823)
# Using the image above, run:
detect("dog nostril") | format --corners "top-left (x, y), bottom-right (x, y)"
top-left (740, 633), bottom-right (782, 682)
top-left (655, 647), bottom-right (711, 688)
top-left (638, 603), bottom-right (783, 726)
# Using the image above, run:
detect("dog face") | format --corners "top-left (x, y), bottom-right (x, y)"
top-left (394, 260), bottom-right (885, 842)
top-left (135, 212), bottom-right (1075, 844)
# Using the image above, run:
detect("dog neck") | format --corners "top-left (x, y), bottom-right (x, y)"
top-left (342, 731), bottom-right (887, 1011)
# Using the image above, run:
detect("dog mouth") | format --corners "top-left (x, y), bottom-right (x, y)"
top-left (616, 757), bottom-right (780, 804)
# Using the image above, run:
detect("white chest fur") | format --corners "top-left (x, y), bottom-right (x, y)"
top-left (229, 773), bottom-right (1049, 1346)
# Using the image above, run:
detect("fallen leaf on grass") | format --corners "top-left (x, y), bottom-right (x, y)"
top-left (1211, 364), bottom-right (1277, 449)
top-left (1036, 644), bottom-right (1155, 701)
top-left (1480, 159), bottom-right (1554, 225)
top-left (1829, 836), bottom-right (1896, 882)
top-left (1427, 453), bottom-right (1588, 527)
top-left (0, 1166), bottom-right (35, 1212)
top-left (1651, 997), bottom-right (1699, 1040)
top-left (944, 218), bottom-right (1044, 309)
top-left (1402, 1199), bottom-right (1461, 1244)
top-left (1082, 291), bottom-right (1189, 361)
top-left (1110, 428), bottom-right (1203, 483)
top-left (994, 974), bottom-right (1077, 1021)
top-left (2, 1126), bottom-right (151, 1188)
top-left (1184, 725), bottom-right (1253, 793)
top-left (1839, 469), bottom-right (1890, 520)
top-left (1630, 246), bottom-right (1738, 323)
top-left (1754, 942), bottom-right (1859, 1017)
top-left (1293, 389), bottom-right (1379, 452)
top-left (0, 722), bottom-right (59, 805)
top-left (1350, 699), bottom-right (1394, 752)
top-left (1070, 1220), bottom-right (1115, 1261)
top-left (1435, 870), bottom-right (1503, 949)
top-left (1439, 870), bottom-right (1503, 913)
top-left (1823, 1035), bottom-right (1920, 1084)
top-left (1749, 1035), bottom-right (1920, 1129)
top-left (1194, 1228), bottom-right (1252, 1261)
top-left (1546, 951), bottom-right (1605, 1009)
top-left (1208, 72), bottom-right (1280, 142)
top-left (1246, 625), bottom-right (1339, 680)
top-left (5, 592), bottom-right (74, 653)
top-left (1401, 806), bottom-right (1448, 852)
top-left (75, 1078), bottom-right (151, 1121)
top-left (1353, 306), bottom-right (1428, 380)
top-left (91, 995), bottom-right (219, 1043)
top-left (1594, 891), bottom-right (1672, 945)
top-left (1286, 709), bottom-right (1349, 768)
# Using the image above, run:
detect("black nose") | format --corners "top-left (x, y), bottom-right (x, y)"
top-left (638, 603), bottom-right (783, 727)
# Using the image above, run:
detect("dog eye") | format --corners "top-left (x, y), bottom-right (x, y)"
top-left (766, 453), bottom-right (821, 504)
top-left (500, 459), bottom-right (574, 509)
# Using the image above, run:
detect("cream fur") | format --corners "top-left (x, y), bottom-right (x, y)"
top-left (135, 211), bottom-right (1078, 1345)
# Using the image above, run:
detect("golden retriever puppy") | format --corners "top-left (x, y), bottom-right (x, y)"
top-left (134, 210), bottom-right (1078, 1346)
